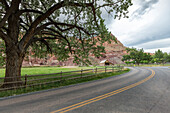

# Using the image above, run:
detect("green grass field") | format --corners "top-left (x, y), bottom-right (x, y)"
top-left (0, 66), bottom-right (99, 77)
top-left (0, 63), bottom-right (169, 77)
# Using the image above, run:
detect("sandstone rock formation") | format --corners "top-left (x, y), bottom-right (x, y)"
top-left (88, 35), bottom-right (127, 65)
top-left (22, 34), bottom-right (127, 66)
top-left (54, 34), bottom-right (127, 66)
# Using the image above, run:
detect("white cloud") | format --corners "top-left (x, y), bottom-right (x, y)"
top-left (134, 38), bottom-right (170, 52)
top-left (144, 47), bottom-right (170, 53)
top-left (106, 0), bottom-right (170, 53)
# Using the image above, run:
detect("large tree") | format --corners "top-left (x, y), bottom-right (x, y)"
top-left (142, 52), bottom-right (152, 64)
top-left (154, 49), bottom-right (164, 64)
top-left (0, 0), bottom-right (132, 88)
top-left (163, 52), bottom-right (170, 63)
top-left (122, 48), bottom-right (152, 65)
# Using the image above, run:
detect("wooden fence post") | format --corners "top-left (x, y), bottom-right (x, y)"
top-left (112, 66), bottom-right (114, 73)
top-left (60, 71), bottom-right (62, 81)
top-left (81, 69), bottom-right (83, 78)
top-left (95, 67), bottom-right (97, 74)
top-left (121, 66), bottom-right (124, 71)
top-left (25, 74), bottom-right (27, 88)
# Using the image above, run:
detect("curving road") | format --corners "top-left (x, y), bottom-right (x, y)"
top-left (0, 67), bottom-right (170, 113)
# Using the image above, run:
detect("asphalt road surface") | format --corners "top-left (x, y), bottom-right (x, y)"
top-left (0, 67), bottom-right (170, 113)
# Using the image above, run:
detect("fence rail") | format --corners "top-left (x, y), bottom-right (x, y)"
top-left (0, 66), bottom-right (124, 92)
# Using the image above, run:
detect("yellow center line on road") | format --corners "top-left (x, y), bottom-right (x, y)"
top-left (50, 68), bottom-right (155, 113)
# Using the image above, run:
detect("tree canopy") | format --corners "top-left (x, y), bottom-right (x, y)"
top-left (152, 49), bottom-right (170, 64)
top-left (0, 0), bottom-right (133, 63)
top-left (122, 48), bottom-right (152, 65)
top-left (0, 0), bottom-right (133, 87)
top-left (154, 49), bottom-right (164, 64)
top-left (122, 48), bottom-right (170, 65)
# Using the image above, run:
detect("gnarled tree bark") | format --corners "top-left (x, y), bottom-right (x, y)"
top-left (2, 44), bottom-right (25, 88)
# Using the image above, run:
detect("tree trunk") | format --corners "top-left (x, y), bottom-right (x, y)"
top-left (2, 45), bottom-right (25, 88)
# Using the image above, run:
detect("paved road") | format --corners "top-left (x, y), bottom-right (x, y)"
top-left (0, 67), bottom-right (170, 113)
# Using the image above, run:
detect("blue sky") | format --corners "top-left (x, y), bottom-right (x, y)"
top-left (104, 0), bottom-right (170, 53)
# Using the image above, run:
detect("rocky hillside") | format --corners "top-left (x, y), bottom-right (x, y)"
top-left (88, 34), bottom-right (127, 65)
top-left (22, 34), bottom-right (127, 66)
top-left (54, 34), bottom-right (127, 66)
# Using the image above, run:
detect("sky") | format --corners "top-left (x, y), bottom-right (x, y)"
top-left (104, 0), bottom-right (170, 53)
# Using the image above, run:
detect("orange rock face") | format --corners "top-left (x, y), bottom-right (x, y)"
top-left (22, 34), bottom-right (127, 66)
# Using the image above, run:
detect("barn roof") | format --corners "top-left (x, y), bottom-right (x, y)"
top-left (100, 59), bottom-right (108, 63)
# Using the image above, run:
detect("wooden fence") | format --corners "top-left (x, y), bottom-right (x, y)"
top-left (0, 66), bottom-right (124, 92)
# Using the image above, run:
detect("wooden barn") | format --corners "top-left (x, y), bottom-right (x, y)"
top-left (99, 59), bottom-right (113, 66)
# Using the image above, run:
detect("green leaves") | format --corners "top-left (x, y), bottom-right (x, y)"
top-left (123, 48), bottom-right (170, 65)
top-left (0, 0), bottom-right (133, 66)
top-left (154, 49), bottom-right (164, 60)
top-left (123, 48), bottom-right (151, 65)
top-left (0, 40), bottom-right (5, 67)
top-left (154, 50), bottom-right (170, 64)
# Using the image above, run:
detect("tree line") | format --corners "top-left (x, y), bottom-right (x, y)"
top-left (122, 48), bottom-right (170, 65)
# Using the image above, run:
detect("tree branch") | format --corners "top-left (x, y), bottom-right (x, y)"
top-left (78, 29), bottom-right (85, 51)
top-left (33, 22), bottom-right (53, 35)
top-left (0, 0), bottom-right (21, 28)
top-left (54, 22), bottom-right (91, 35)
top-left (91, 4), bottom-right (99, 28)
top-left (20, 24), bottom-right (28, 31)
top-left (24, 36), bottom-right (58, 52)
top-left (17, 9), bottom-right (43, 16)
top-left (20, 18), bottom-right (30, 27)
top-left (74, 7), bottom-right (84, 24)
top-left (49, 30), bottom-right (72, 54)
top-left (1, 0), bottom-right (9, 10)
top-left (19, 1), bottom-right (96, 49)
top-left (19, 1), bottom-right (65, 48)
top-left (32, 37), bottom-right (52, 53)
top-left (40, 1), bottom-right (47, 11)
top-left (96, 1), bottom-right (121, 9)
top-left (17, 9), bottom-right (86, 34)
top-left (0, 29), bottom-right (10, 44)
top-left (2, 26), bottom-right (8, 33)
top-left (30, 21), bottom-right (91, 43)
top-left (44, 27), bottom-right (72, 54)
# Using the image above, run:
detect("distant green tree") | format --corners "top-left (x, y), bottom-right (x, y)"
top-left (122, 55), bottom-right (131, 62)
top-left (163, 52), bottom-right (170, 63)
top-left (122, 47), bottom-right (154, 65)
top-left (125, 61), bottom-right (130, 65)
top-left (131, 48), bottom-right (144, 65)
top-left (122, 48), bottom-right (145, 65)
top-left (142, 53), bottom-right (152, 64)
top-left (154, 49), bottom-right (164, 64)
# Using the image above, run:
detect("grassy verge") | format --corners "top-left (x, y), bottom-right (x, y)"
top-left (0, 68), bottom-right (130, 98)
top-left (0, 66), bottom-right (102, 77)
